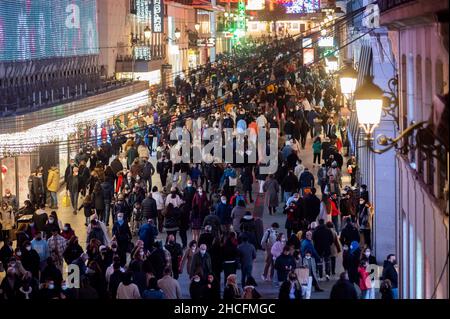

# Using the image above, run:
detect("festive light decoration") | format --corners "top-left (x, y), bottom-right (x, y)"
top-left (1, 165), bottom-right (7, 178)
top-left (282, 0), bottom-right (320, 14)
top-left (0, 91), bottom-right (149, 156)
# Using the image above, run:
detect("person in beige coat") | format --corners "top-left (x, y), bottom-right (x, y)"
top-left (46, 166), bottom-right (60, 209)
top-left (326, 221), bottom-right (342, 278)
top-left (0, 201), bottom-right (14, 240)
top-left (157, 267), bottom-right (182, 299)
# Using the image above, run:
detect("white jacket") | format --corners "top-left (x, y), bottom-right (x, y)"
top-left (152, 191), bottom-right (165, 210)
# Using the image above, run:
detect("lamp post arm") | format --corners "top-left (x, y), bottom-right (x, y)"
top-left (365, 121), bottom-right (428, 154)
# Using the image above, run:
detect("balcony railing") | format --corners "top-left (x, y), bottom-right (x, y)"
top-left (378, 0), bottom-right (416, 13)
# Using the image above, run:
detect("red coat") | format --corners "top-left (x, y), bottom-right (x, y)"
top-left (358, 266), bottom-right (371, 290)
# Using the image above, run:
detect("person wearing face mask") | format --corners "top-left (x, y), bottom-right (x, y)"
top-left (279, 271), bottom-right (303, 300)
top-left (382, 254), bottom-right (398, 299)
top-left (190, 243), bottom-right (212, 281)
top-left (47, 229), bottom-right (67, 273)
top-left (302, 250), bottom-right (323, 293)
top-left (60, 223), bottom-right (75, 241)
top-left (0, 239), bottom-right (14, 270)
top-left (274, 245), bottom-right (296, 286)
top-left (180, 240), bottom-right (197, 276)
top-left (189, 274), bottom-right (204, 299)
top-left (164, 234), bottom-right (183, 280)
top-left (42, 212), bottom-right (61, 239)
top-left (358, 198), bottom-right (374, 249)
top-left (30, 232), bottom-right (49, 271)
top-left (191, 187), bottom-right (208, 219)
top-left (112, 213), bottom-right (132, 267)
top-left (165, 187), bottom-right (184, 209)
top-left (362, 248), bottom-right (377, 265)
top-left (20, 241), bottom-right (40, 280)
top-left (215, 196), bottom-right (232, 233)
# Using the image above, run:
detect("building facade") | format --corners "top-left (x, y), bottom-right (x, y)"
top-left (378, 0), bottom-right (449, 299)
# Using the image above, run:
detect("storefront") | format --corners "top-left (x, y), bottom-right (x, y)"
top-left (0, 90), bottom-right (149, 205)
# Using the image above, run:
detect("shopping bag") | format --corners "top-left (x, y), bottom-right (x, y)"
top-left (62, 193), bottom-right (71, 208)
top-left (295, 267), bottom-right (310, 285)
top-left (228, 176), bottom-right (237, 187)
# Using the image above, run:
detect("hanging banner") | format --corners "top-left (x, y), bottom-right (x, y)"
top-left (151, 0), bottom-right (164, 33)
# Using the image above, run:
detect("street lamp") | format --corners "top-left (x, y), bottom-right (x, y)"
top-left (350, 75), bottom-right (428, 154)
top-left (354, 75), bottom-right (384, 136)
top-left (144, 26), bottom-right (151, 40)
top-left (338, 62), bottom-right (358, 98)
top-left (174, 28), bottom-right (181, 40)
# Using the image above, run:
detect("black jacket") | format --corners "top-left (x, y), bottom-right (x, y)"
top-left (382, 260), bottom-right (398, 288)
top-left (340, 224), bottom-right (360, 247)
top-left (312, 225), bottom-right (334, 256)
top-left (281, 173), bottom-right (298, 193)
top-left (141, 197), bottom-right (157, 219)
top-left (330, 279), bottom-right (358, 299)
top-left (279, 281), bottom-right (303, 300)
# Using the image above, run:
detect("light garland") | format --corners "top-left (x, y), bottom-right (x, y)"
top-left (0, 90), bottom-right (149, 157)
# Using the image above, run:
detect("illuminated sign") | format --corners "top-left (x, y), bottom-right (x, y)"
top-left (247, 0), bottom-right (265, 10)
top-left (197, 38), bottom-right (216, 47)
top-left (283, 0), bottom-right (321, 14)
top-left (318, 37), bottom-right (334, 47)
top-left (0, 0), bottom-right (98, 61)
top-left (303, 48), bottom-right (314, 65)
top-left (302, 38), bottom-right (312, 48)
top-left (151, 0), bottom-right (164, 33)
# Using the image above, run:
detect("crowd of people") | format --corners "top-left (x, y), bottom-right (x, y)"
top-left (0, 35), bottom-right (398, 300)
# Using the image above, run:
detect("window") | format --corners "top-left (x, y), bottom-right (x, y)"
top-left (300, 23), bottom-right (305, 32)
top-left (407, 54), bottom-right (416, 166)
top-left (435, 59), bottom-right (444, 95)
top-left (416, 56), bottom-right (426, 177)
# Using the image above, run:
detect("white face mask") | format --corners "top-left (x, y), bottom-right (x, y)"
top-left (305, 255), bottom-right (311, 260)
top-left (200, 249), bottom-right (206, 255)
top-left (26, 246), bottom-right (31, 251)
top-left (365, 252), bottom-right (371, 257)
top-left (221, 199), bottom-right (227, 204)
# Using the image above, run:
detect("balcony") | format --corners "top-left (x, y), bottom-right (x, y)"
top-left (378, 0), bottom-right (448, 28)
top-left (378, 0), bottom-right (415, 13)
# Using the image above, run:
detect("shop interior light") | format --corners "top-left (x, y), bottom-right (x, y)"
top-left (195, 23), bottom-right (200, 31)
top-left (174, 28), bottom-right (181, 39)
top-left (144, 26), bottom-right (151, 40)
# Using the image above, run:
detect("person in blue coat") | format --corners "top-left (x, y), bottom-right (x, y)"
top-left (215, 196), bottom-right (232, 232)
top-left (138, 219), bottom-right (158, 252)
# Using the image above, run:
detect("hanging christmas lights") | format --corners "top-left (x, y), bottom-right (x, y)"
top-left (0, 90), bottom-right (149, 157)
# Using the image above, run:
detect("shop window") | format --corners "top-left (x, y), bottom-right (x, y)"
top-left (300, 23), bottom-right (305, 32)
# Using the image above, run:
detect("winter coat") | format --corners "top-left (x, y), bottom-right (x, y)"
top-left (274, 254), bottom-right (296, 282)
top-left (281, 173), bottom-right (298, 193)
top-left (330, 279), bottom-right (358, 299)
top-left (46, 168), bottom-right (60, 192)
top-left (312, 225), bottom-right (334, 257)
top-left (382, 260), bottom-right (398, 288)
top-left (231, 206), bottom-right (246, 232)
top-left (215, 202), bottom-right (232, 225)
top-left (142, 196), bottom-right (158, 220)
top-left (263, 178), bottom-right (279, 207)
top-left (298, 170), bottom-right (314, 189)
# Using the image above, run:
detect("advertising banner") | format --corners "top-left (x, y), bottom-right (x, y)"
top-left (151, 0), bottom-right (164, 33)
top-left (0, 0), bottom-right (99, 61)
